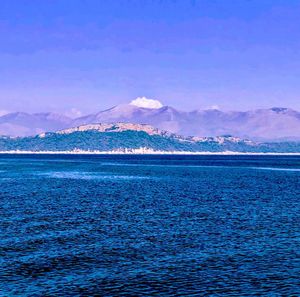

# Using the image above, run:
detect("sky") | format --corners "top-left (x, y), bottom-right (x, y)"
top-left (0, 0), bottom-right (300, 116)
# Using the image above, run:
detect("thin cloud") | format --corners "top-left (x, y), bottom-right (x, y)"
top-left (64, 108), bottom-right (82, 118)
top-left (0, 110), bottom-right (9, 117)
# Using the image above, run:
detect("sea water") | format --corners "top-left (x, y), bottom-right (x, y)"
top-left (0, 155), bottom-right (299, 296)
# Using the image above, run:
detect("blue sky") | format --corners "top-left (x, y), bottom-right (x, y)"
top-left (1, 0), bottom-right (300, 115)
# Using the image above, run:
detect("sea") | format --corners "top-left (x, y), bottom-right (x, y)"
top-left (0, 154), bottom-right (299, 296)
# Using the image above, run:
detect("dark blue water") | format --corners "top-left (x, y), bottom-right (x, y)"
top-left (1, 155), bottom-right (300, 296)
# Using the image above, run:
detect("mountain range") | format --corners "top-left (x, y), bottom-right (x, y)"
top-left (1, 100), bottom-right (300, 141)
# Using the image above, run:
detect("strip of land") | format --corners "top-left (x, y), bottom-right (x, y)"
top-left (0, 149), bottom-right (299, 155)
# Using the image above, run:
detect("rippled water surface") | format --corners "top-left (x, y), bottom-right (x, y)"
top-left (1, 154), bottom-right (300, 296)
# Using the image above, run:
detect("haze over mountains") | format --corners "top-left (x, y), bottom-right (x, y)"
top-left (1, 98), bottom-right (299, 141)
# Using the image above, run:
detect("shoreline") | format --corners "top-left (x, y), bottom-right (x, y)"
top-left (0, 150), bottom-right (300, 156)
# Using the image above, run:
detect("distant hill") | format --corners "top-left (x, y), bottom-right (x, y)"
top-left (0, 102), bottom-right (299, 141)
top-left (0, 123), bottom-right (299, 153)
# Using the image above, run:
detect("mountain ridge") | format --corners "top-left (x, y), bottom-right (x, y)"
top-left (0, 103), bottom-right (299, 140)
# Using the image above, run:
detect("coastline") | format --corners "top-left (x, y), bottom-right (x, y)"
top-left (0, 150), bottom-right (300, 156)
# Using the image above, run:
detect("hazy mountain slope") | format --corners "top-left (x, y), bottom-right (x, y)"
top-left (184, 108), bottom-right (300, 140)
top-left (0, 123), bottom-right (299, 153)
top-left (0, 112), bottom-right (73, 137)
top-left (74, 105), bottom-right (187, 133)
